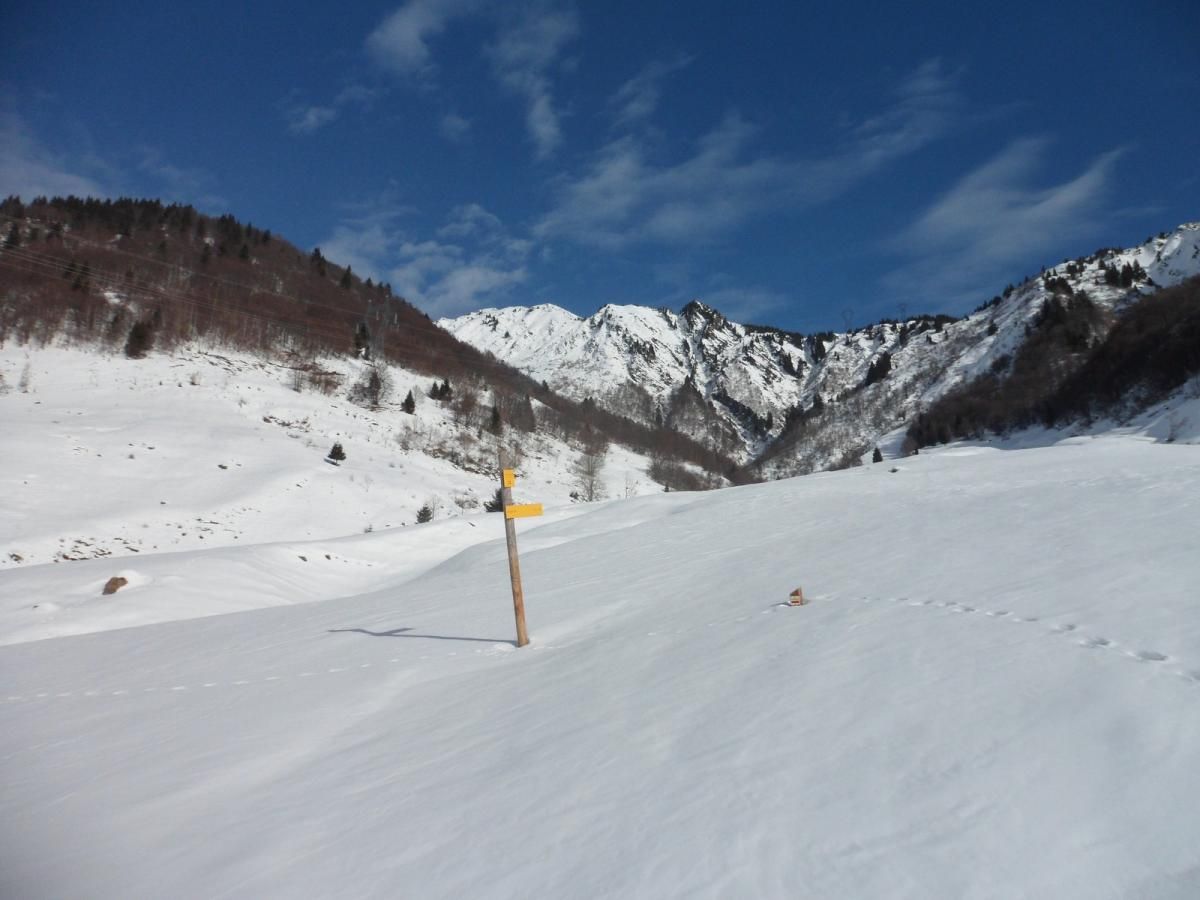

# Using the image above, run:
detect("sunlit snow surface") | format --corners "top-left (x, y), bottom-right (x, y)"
top-left (3, 426), bottom-right (1200, 897)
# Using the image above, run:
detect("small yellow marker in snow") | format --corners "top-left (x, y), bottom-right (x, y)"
top-left (502, 468), bottom-right (516, 488)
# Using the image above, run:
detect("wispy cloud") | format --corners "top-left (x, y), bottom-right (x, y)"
top-left (437, 202), bottom-right (503, 238)
top-left (0, 108), bottom-right (107, 199)
top-left (288, 105), bottom-right (338, 135)
top-left (699, 285), bottom-right (789, 323)
top-left (414, 259), bottom-right (528, 316)
top-left (319, 200), bottom-right (416, 282)
top-left (285, 84), bottom-right (381, 135)
top-left (365, 0), bottom-right (482, 76)
top-left (883, 137), bottom-right (1125, 304)
top-left (609, 54), bottom-right (692, 128)
top-left (537, 60), bottom-right (961, 248)
top-left (0, 105), bottom-right (225, 209)
top-left (486, 4), bottom-right (579, 159)
top-left (389, 233), bottom-right (529, 317)
top-left (364, 2), bottom-right (577, 158)
top-left (136, 147), bottom-right (225, 208)
top-left (321, 198), bottom-right (530, 317)
top-left (438, 111), bottom-right (472, 143)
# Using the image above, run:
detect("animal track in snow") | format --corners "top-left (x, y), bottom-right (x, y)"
top-left (1131, 650), bottom-right (1168, 663)
top-left (873, 596), bottom-right (1191, 689)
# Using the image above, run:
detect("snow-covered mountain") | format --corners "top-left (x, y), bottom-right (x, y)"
top-left (441, 223), bottom-right (1200, 469)
top-left (441, 300), bottom-right (810, 459)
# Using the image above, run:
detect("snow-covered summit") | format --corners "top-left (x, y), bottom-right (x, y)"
top-left (441, 223), bottom-right (1200, 468)
top-left (442, 298), bottom-right (810, 458)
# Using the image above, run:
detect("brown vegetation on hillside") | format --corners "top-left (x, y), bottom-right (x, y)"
top-left (909, 275), bottom-right (1200, 446)
top-left (0, 195), bottom-right (730, 477)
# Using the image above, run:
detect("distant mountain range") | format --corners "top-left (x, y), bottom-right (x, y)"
top-left (442, 223), bottom-right (1200, 474)
top-left (3, 195), bottom-right (1196, 483)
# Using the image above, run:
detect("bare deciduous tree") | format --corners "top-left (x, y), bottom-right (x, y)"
top-left (572, 440), bottom-right (607, 501)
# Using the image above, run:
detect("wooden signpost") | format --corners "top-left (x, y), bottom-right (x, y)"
top-left (499, 452), bottom-right (542, 647)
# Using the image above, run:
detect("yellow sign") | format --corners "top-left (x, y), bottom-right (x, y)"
top-left (504, 503), bottom-right (543, 519)
top-left (502, 468), bottom-right (516, 488)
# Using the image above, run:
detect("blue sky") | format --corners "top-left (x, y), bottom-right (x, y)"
top-left (2, 1), bottom-right (1197, 331)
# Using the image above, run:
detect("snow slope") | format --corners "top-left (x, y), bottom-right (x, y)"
top-left (4, 436), bottom-right (1200, 898)
top-left (0, 342), bottom-right (665, 579)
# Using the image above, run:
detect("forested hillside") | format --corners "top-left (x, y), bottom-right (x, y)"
top-left (0, 195), bottom-right (729, 480)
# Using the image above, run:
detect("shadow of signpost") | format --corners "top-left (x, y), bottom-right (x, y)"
top-left (328, 627), bottom-right (515, 646)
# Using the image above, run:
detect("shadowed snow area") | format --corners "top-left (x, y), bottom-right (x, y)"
top-left (3, 437), bottom-right (1200, 898)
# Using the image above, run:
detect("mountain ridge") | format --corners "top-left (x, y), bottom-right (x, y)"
top-left (441, 223), bottom-right (1200, 470)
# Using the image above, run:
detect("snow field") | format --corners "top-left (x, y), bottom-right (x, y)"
top-left (3, 436), bottom-right (1200, 898)
top-left (0, 341), bottom-right (669, 640)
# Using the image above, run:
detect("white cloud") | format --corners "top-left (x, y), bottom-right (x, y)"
top-left (420, 262), bottom-right (528, 316)
top-left (537, 60), bottom-right (961, 248)
top-left (0, 109), bottom-right (106, 199)
top-left (486, 5), bottom-right (579, 159)
top-left (136, 147), bottom-right (225, 209)
top-left (321, 217), bottom-right (410, 283)
top-left (285, 84), bottom-right (381, 136)
top-left (364, 2), bottom-right (577, 159)
top-left (437, 202), bottom-right (503, 238)
top-left (0, 107), bottom-right (224, 209)
top-left (366, 0), bottom-right (481, 75)
top-left (288, 105), bottom-right (339, 135)
top-left (850, 58), bottom-right (960, 169)
top-left (386, 236), bottom-right (528, 317)
top-left (438, 111), bottom-right (472, 143)
top-left (609, 55), bottom-right (693, 128)
top-left (884, 137), bottom-right (1125, 303)
top-left (321, 199), bottom-right (530, 317)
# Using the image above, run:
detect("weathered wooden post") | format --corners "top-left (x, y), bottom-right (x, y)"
top-left (498, 451), bottom-right (542, 647)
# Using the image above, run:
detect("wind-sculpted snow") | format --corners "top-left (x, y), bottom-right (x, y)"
top-left (3, 437), bottom-right (1200, 898)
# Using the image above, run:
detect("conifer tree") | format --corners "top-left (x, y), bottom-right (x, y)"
top-left (403, 390), bottom-right (416, 414)
top-left (124, 320), bottom-right (154, 358)
top-left (354, 322), bottom-right (372, 359)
